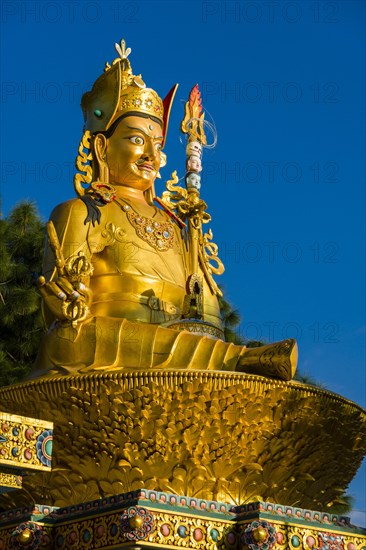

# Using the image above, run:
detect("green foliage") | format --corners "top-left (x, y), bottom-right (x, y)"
top-left (294, 370), bottom-right (327, 388)
top-left (325, 493), bottom-right (354, 515)
top-left (218, 292), bottom-right (245, 344)
top-left (0, 201), bottom-right (46, 387)
top-left (218, 288), bottom-right (266, 347)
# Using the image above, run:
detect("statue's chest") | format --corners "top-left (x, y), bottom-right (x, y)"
top-left (92, 208), bottom-right (186, 280)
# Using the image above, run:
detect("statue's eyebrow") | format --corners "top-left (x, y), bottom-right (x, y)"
top-left (126, 125), bottom-right (163, 140)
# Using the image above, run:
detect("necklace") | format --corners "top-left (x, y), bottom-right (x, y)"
top-left (116, 199), bottom-right (176, 252)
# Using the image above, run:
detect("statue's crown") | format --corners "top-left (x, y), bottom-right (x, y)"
top-left (81, 40), bottom-right (177, 145)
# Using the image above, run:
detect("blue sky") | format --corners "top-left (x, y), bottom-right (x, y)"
top-left (1, 0), bottom-right (365, 525)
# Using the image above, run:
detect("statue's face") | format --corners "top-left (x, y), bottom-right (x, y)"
top-left (186, 172), bottom-right (201, 190)
top-left (104, 115), bottom-right (163, 191)
top-left (187, 155), bottom-right (202, 172)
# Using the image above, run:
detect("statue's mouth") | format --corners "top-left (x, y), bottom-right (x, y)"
top-left (136, 162), bottom-right (155, 172)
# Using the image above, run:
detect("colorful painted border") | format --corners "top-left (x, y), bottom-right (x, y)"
top-left (0, 413), bottom-right (53, 472)
top-left (0, 492), bottom-right (365, 549)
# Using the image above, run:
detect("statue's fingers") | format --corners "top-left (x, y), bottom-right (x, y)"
top-left (56, 278), bottom-right (80, 301)
top-left (48, 281), bottom-right (68, 300)
top-left (37, 280), bottom-right (66, 301)
top-left (75, 283), bottom-right (92, 302)
top-left (37, 275), bottom-right (46, 287)
top-left (38, 283), bottom-right (50, 300)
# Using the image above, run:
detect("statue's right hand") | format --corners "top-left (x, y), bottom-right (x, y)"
top-left (37, 275), bottom-right (90, 323)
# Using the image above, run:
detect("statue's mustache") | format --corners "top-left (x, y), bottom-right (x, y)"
top-left (135, 159), bottom-right (156, 169)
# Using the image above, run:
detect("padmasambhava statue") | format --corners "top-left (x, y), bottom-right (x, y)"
top-left (33, 40), bottom-right (297, 380)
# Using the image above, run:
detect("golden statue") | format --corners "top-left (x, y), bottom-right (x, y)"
top-left (32, 40), bottom-right (297, 381)
top-left (1, 40), bottom-right (365, 515)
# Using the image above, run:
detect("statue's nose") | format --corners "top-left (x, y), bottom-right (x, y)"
top-left (143, 139), bottom-right (157, 159)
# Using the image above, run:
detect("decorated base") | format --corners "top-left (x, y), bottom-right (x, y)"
top-left (0, 371), bottom-right (365, 510)
top-left (0, 491), bottom-right (365, 549)
top-left (0, 412), bottom-right (53, 493)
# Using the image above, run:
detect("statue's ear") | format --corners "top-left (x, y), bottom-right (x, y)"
top-left (93, 133), bottom-right (109, 183)
top-left (94, 133), bottom-right (108, 164)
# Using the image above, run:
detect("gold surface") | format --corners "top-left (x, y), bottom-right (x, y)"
top-left (18, 529), bottom-right (32, 542)
top-left (252, 527), bottom-right (268, 542)
top-left (0, 472), bottom-right (22, 491)
top-left (160, 170), bottom-right (224, 298)
top-left (0, 372), bottom-right (364, 510)
top-left (129, 515), bottom-right (144, 529)
top-left (81, 39), bottom-right (164, 134)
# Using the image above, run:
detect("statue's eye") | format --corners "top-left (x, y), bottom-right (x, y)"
top-left (155, 143), bottom-right (162, 151)
top-left (130, 136), bottom-right (144, 145)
